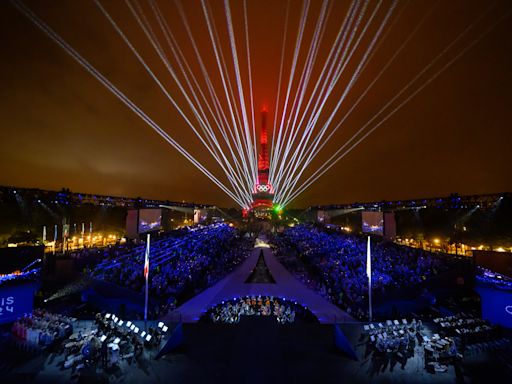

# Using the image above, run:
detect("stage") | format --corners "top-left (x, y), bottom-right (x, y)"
top-left (165, 238), bottom-right (353, 324)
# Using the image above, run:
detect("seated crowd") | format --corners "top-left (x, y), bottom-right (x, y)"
top-left (11, 309), bottom-right (74, 351)
top-left (204, 296), bottom-right (318, 324)
top-left (88, 224), bottom-right (252, 309)
top-left (273, 225), bottom-right (454, 319)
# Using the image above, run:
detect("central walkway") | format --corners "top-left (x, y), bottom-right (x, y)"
top-left (165, 238), bottom-right (354, 324)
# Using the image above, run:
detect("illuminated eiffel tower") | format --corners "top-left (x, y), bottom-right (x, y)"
top-left (250, 107), bottom-right (274, 213)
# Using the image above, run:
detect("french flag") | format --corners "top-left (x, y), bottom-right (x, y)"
top-left (144, 234), bottom-right (150, 281)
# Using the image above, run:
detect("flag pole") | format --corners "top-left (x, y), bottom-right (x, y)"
top-left (367, 236), bottom-right (372, 323)
top-left (144, 233), bottom-right (150, 330)
top-left (53, 224), bottom-right (57, 255)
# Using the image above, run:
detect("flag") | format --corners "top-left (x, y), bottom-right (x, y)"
top-left (366, 236), bottom-right (371, 280)
top-left (144, 234), bottom-right (150, 280)
top-left (144, 233), bottom-right (150, 323)
top-left (42, 226), bottom-right (46, 243)
top-left (367, 236), bottom-right (373, 322)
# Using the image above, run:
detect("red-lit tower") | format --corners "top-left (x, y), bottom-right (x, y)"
top-left (251, 107), bottom-right (274, 211)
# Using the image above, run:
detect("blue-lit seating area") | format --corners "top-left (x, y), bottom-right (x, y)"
top-left (274, 225), bottom-right (456, 319)
top-left (88, 224), bottom-right (251, 303)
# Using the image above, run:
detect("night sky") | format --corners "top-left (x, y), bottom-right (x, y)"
top-left (1, 0), bottom-right (511, 208)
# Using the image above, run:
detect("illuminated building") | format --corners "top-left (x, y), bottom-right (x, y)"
top-left (250, 107), bottom-right (275, 215)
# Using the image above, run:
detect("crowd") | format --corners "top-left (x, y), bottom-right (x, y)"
top-left (88, 224), bottom-right (252, 308)
top-left (205, 296), bottom-right (318, 324)
top-left (273, 225), bottom-right (454, 319)
top-left (11, 309), bottom-right (74, 351)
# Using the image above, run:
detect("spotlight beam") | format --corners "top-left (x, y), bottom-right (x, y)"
top-left (171, 0), bottom-right (257, 201)
top-left (271, 0), bottom-right (332, 191)
top-left (242, 0), bottom-right (258, 187)
top-left (276, 0), bottom-right (399, 202)
top-left (270, 0), bottom-right (291, 185)
top-left (277, 0), bottom-right (396, 202)
top-left (273, 0), bottom-right (371, 195)
top-left (172, 0), bottom-right (255, 194)
top-left (149, 0), bottom-right (254, 195)
top-left (282, 3), bottom-right (508, 207)
top-left (201, 0), bottom-right (258, 188)
top-left (9, 0), bottom-right (247, 207)
top-left (269, 0), bottom-right (310, 188)
top-left (273, 0), bottom-right (372, 196)
top-left (270, 0), bottom-right (361, 186)
top-left (98, 0), bottom-right (252, 206)
top-left (280, 0), bottom-right (426, 203)
top-left (225, 0), bottom-right (259, 185)
top-left (124, 0), bottom-right (252, 205)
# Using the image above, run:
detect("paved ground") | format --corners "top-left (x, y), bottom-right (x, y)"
top-left (4, 318), bottom-right (510, 384)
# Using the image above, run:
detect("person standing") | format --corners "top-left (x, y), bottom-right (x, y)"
top-left (101, 339), bottom-right (108, 368)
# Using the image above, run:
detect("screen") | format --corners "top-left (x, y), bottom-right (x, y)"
top-left (0, 283), bottom-right (36, 324)
top-left (362, 211), bottom-right (384, 236)
top-left (476, 284), bottom-right (512, 328)
top-left (194, 209), bottom-right (208, 224)
top-left (138, 209), bottom-right (162, 234)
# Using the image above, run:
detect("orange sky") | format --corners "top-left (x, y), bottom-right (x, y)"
top-left (1, 0), bottom-right (511, 208)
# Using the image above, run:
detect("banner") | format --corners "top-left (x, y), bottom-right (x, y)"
top-left (0, 283), bottom-right (36, 324)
